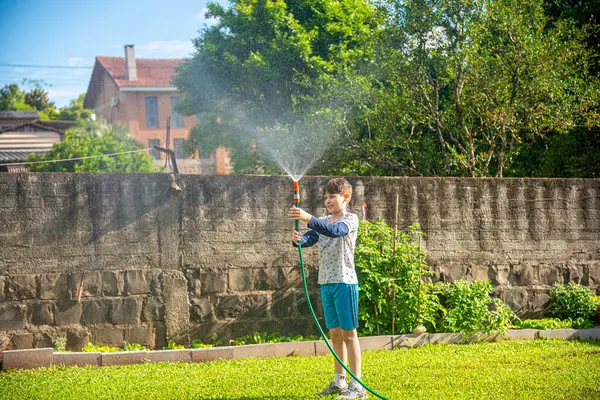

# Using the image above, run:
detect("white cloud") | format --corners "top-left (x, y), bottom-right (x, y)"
top-left (195, 7), bottom-right (219, 25)
top-left (131, 41), bottom-right (195, 58)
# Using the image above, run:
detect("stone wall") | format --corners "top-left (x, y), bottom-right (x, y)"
top-left (0, 174), bottom-right (598, 350)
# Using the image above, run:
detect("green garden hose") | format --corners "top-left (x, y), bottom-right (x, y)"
top-left (293, 181), bottom-right (388, 400)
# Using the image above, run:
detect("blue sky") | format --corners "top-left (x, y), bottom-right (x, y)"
top-left (0, 0), bottom-right (222, 108)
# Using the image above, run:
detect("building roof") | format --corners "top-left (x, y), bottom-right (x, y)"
top-left (84, 56), bottom-right (184, 108)
top-left (36, 120), bottom-right (77, 133)
top-left (97, 56), bottom-right (182, 87)
top-left (0, 123), bottom-right (63, 134)
top-left (0, 149), bottom-right (49, 163)
top-left (0, 111), bottom-right (41, 119)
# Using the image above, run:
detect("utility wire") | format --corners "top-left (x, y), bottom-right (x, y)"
top-left (0, 148), bottom-right (151, 167)
top-left (0, 63), bottom-right (93, 69)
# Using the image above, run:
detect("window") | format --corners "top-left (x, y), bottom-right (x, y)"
top-left (171, 96), bottom-right (184, 128)
top-left (174, 139), bottom-right (185, 159)
top-left (145, 96), bottom-right (158, 128)
top-left (148, 139), bottom-right (160, 160)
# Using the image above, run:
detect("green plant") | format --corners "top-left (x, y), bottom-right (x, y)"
top-left (229, 332), bottom-right (267, 346)
top-left (125, 343), bottom-right (149, 351)
top-left (163, 340), bottom-right (185, 350)
top-left (223, 332), bottom-right (320, 347)
top-left (191, 340), bottom-right (213, 349)
top-left (512, 318), bottom-right (573, 330)
top-left (210, 333), bottom-right (222, 347)
top-left (53, 337), bottom-right (67, 352)
top-left (356, 220), bottom-right (441, 335)
top-left (81, 343), bottom-right (120, 353)
top-left (572, 317), bottom-right (594, 329)
top-left (550, 283), bottom-right (599, 323)
top-left (512, 316), bottom-right (594, 330)
top-left (436, 280), bottom-right (515, 335)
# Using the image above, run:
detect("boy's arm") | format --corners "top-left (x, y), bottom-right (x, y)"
top-left (292, 230), bottom-right (319, 248)
top-left (307, 217), bottom-right (349, 238)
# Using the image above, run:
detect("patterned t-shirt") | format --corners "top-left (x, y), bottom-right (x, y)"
top-left (313, 213), bottom-right (359, 285)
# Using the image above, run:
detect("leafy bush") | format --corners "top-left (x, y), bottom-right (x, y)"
top-left (126, 343), bottom-right (149, 351)
top-left (82, 343), bottom-right (120, 353)
top-left (435, 280), bottom-right (515, 335)
top-left (356, 220), bottom-right (440, 335)
top-left (513, 318), bottom-right (573, 330)
top-left (163, 340), bottom-right (185, 350)
top-left (550, 283), bottom-right (599, 322)
top-left (572, 317), bottom-right (595, 329)
top-left (512, 316), bottom-right (594, 330)
top-left (355, 220), bottom-right (514, 336)
top-left (53, 337), bottom-right (67, 352)
top-left (191, 340), bottom-right (213, 349)
top-left (228, 332), bottom-right (318, 346)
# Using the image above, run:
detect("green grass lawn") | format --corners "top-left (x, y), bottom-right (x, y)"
top-left (1, 339), bottom-right (599, 400)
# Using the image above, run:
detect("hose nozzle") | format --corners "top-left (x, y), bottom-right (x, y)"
top-left (293, 181), bottom-right (300, 232)
top-left (293, 181), bottom-right (300, 206)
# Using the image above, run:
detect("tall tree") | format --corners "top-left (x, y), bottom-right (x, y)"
top-left (505, 0), bottom-right (600, 178)
top-left (24, 87), bottom-right (55, 113)
top-left (0, 81), bottom-right (58, 118)
top-left (360, 0), bottom-right (600, 177)
top-left (174, 0), bottom-right (382, 173)
top-left (0, 83), bottom-right (34, 111)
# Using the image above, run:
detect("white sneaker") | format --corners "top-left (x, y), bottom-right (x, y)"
top-left (336, 381), bottom-right (368, 399)
top-left (317, 381), bottom-right (348, 396)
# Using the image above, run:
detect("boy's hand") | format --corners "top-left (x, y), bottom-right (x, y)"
top-left (288, 207), bottom-right (312, 224)
top-left (291, 230), bottom-right (302, 244)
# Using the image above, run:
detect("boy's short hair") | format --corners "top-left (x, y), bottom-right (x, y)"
top-left (325, 177), bottom-right (352, 197)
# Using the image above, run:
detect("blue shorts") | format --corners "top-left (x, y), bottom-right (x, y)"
top-left (320, 283), bottom-right (359, 331)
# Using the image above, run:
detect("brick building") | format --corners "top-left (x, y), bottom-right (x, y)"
top-left (83, 45), bottom-right (230, 174)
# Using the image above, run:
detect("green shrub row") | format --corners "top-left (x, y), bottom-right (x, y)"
top-left (512, 317), bottom-right (594, 330)
top-left (54, 332), bottom-right (321, 353)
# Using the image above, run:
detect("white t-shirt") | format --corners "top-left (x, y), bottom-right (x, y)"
top-left (315, 212), bottom-right (359, 285)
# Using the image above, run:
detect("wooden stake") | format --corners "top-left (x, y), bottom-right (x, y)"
top-left (417, 234), bottom-right (422, 327)
top-left (76, 273), bottom-right (84, 303)
top-left (391, 193), bottom-right (399, 335)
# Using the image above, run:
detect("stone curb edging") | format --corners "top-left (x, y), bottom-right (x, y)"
top-left (2, 328), bottom-right (599, 370)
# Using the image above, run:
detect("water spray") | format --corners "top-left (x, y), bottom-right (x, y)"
top-left (293, 179), bottom-right (388, 400)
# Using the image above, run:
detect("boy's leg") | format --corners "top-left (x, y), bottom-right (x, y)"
top-left (317, 285), bottom-right (348, 396)
top-left (334, 284), bottom-right (367, 399)
top-left (333, 283), bottom-right (360, 370)
top-left (330, 327), bottom-right (347, 379)
top-left (341, 329), bottom-right (361, 377)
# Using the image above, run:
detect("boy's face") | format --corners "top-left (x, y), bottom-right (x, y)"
top-left (325, 191), bottom-right (348, 214)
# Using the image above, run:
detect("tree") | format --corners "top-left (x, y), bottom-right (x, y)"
top-left (57, 93), bottom-right (93, 121)
top-left (24, 87), bottom-right (56, 114)
top-left (0, 83), bottom-right (34, 111)
top-left (176, 0), bottom-right (599, 177)
top-left (174, 0), bottom-right (382, 173)
top-left (27, 121), bottom-right (153, 172)
top-left (503, 0), bottom-right (600, 178)
top-left (506, 127), bottom-right (600, 178)
top-left (351, 0), bottom-right (600, 177)
top-left (0, 81), bottom-right (58, 118)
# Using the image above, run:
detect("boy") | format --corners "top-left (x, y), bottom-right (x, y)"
top-left (288, 177), bottom-right (366, 399)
